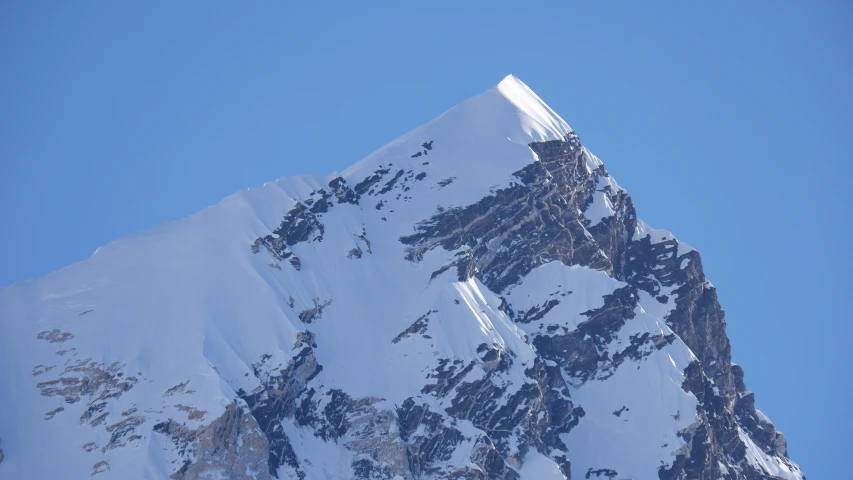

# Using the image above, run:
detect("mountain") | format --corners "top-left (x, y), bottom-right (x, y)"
top-left (0, 76), bottom-right (803, 480)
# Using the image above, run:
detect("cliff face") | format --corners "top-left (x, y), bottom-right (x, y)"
top-left (392, 130), bottom-right (800, 479)
top-left (0, 76), bottom-right (802, 479)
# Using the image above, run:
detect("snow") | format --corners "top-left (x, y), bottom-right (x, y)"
top-left (636, 284), bottom-right (680, 323)
top-left (560, 337), bottom-right (699, 479)
top-left (495, 75), bottom-right (572, 142)
top-left (583, 150), bottom-right (604, 172)
top-left (339, 75), bottom-right (570, 212)
top-left (633, 219), bottom-right (696, 254)
top-left (504, 262), bottom-right (625, 336)
top-left (518, 449), bottom-right (566, 479)
top-left (281, 422), bottom-right (354, 479)
top-left (738, 427), bottom-right (802, 480)
top-left (0, 75), bottom-right (570, 479)
top-left (583, 175), bottom-right (618, 227)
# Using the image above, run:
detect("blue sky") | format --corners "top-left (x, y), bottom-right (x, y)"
top-left (1, 1), bottom-right (849, 476)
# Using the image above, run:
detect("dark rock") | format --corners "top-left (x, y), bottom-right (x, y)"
top-left (354, 167), bottom-right (390, 195)
top-left (356, 231), bottom-right (372, 254)
top-left (586, 467), bottom-right (618, 479)
top-left (392, 310), bottom-right (434, 343)
top-left (154, 403), bottom-right (270, 480)
top-left (378, 169), bottom-right (405, 195)
top-left (516, 298), bottom-right (561, 324)
top-left (437, 176), bottom-right (456, 188)
top-left (396, 132), bottom-right (799, 478)
top-left (309, 196), bottom-right (328, 214)
top-left (298, 298), bottom-right (332, 324)
top-left (327, 177), bottom-right (360, 205)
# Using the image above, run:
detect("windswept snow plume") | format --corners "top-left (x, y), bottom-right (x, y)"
top-left (0, 75), bottom-right (803, 479)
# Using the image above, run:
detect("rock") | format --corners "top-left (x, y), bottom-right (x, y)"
top-left (155, 403), bottom-right (270, 480)
top-left (298, 298), bottom-right (332, 324)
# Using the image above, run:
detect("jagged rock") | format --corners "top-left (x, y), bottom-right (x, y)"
top-left (328, 177), bottom-right (360, 205)
top-left (36, 329), bottom-right (73, 343)
top-left (91, 460), bottom-right (109, 476)
top-left (354, 166), bottom-right (391, 195)
top-left (392, 310), bottom-right (434, 343)
top-left (155, 403), bottom-right (270, 480)
top-left (241, 347), bottom-right (323, 478)
top-left (36, 359), bottom-right (138, 405)
top-left (164, 380), bottom-right (193, 397)
top-left (103, 415), bottom-right (145, 452)
top-left (298, 298), bottom-right (332, 324)
top-left (44, 407), bottom-right (64, 420)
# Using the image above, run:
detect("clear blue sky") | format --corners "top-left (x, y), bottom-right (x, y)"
top-left (1, 1), bottom-right (848, 476)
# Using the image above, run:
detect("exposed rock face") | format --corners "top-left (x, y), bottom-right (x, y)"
top-left (395, 132), bottom-right (800, 479)
top-left (401, 133), bottom-right (611, 289)
top-left (154, 403), bottom-right (270, 480)
top-left (35, 357), bottom-right (138, 406)
top-left (239, 346), bottom-right (323, 479)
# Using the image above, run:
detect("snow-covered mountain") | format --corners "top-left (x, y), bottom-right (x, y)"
top-left (0, 76), bottom-right (803, 480)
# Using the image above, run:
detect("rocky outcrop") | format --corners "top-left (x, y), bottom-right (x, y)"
top-left (36, 358), bottom-right (138, 406)
top-left (238, 345), bottom-right (323, 479)
top-left (298, 298), bottom-right (333, 324)
top-left (154, 403), bottom-right (270, 480)
top-left (253, 162), bottom-right (428, 267)
top-left (401, 133), bottom-right (610, 292)
top-left (392, 310), bottom-right (435, 343)
top-left (91, 460), bottom-right (109, 476)
top-left (29, 341), bottom-right (148, 467)
top-left (36, 329), bottom-right (73, 343)
top-left (397, 132), bottom-right (800, 478)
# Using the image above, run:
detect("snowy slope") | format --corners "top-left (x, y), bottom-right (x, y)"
top-left (0, 76), bottom-right (803, 480)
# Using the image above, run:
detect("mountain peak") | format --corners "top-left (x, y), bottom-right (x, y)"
top-left (0, 77), bottom-right (803, 480)
top-left (340, 75), bottom-right (571, 206)
top-left (494, 74), bottom-right (571, 141)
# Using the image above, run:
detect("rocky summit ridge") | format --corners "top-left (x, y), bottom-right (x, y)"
top-left (0, 75), bottom-right (803, 479)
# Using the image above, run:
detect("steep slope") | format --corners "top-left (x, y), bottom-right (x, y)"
top-left (0, 76), bottom-right (803, 480)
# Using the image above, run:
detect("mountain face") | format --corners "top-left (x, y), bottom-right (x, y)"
top-left (0, 76), bottom-right (803, 480)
